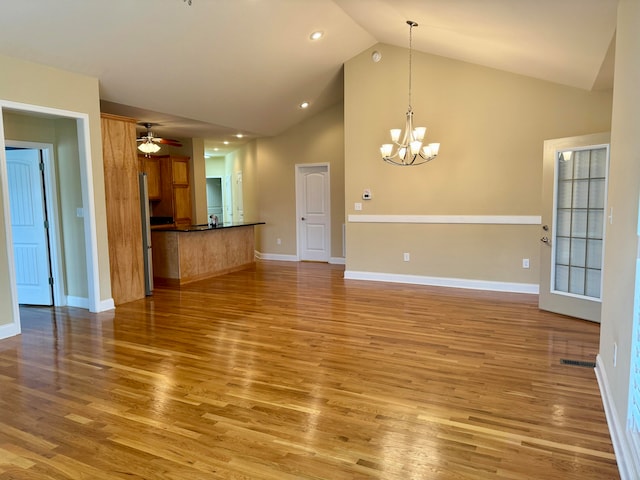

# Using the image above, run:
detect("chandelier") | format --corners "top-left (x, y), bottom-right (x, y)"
top-left (380, 21), bottom-right (440, 166)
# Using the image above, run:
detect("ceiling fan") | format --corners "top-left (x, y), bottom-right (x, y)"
top-left (137, 123), bottom-right (182, 153)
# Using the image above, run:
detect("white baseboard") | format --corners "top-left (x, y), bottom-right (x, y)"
top-left (256, 252), bottom-right (346, 265)
top-left (343, 270), bottom-right (539, 294)
top-left (96, 298), bottom-right (115, 312)
top-left (66, 296), bottom-right (89, 309)
top-left (595, 354), bottom-right (638, 480)
top-left (63, 296), bottom-right (114, 312)
top-left (0, 321), bottom-right (21, 340)
top-left (256, 252), bottom-right (299, 262)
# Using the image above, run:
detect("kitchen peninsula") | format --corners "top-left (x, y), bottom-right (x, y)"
top-left (151, 222), bottom-right (264, 286)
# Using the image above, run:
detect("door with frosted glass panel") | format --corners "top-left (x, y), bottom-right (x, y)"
top-left (539, 133), bottom-right (610, 322)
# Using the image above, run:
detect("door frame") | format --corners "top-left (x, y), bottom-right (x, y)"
top-left (6, 141), bottom-right (66, 306)
top-left (295, 163), bottom-right (331, 262)
top-left (0, 100), bottom-right (103, 338)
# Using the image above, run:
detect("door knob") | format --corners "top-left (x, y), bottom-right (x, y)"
top-left (540, 236), bottom-right (550, 244)
top-left (542, 225), bottom-right (549, 231)
top-left (301, 217), bottom-right (306, 221)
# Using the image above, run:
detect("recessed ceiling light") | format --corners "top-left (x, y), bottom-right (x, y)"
top-left (214, 148), bottom-right (219, 151)
top-left (310, 31), bottom-right (323, 41)
top-left (223, 141), bottom-right (229, 145)
top-left (236, 133), bottom-right (244, 138)
top-left (299, 101), bottom-right (310, 109)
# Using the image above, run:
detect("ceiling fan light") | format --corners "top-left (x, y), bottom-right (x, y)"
top-left (138, 142), bottom-right (160, 154)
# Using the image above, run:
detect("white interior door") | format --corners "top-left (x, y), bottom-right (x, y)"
top-left (539, 132), bottom-right (610, 322)
top-left (7, 148), bottom-right (53, 305)
top-left (296, 164), bottom-right (330, 262)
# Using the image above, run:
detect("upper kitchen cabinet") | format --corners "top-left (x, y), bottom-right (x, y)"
top-left (139, 155), bottom-right (162, 200)
top-left (140, 154), bottom-right (192, 227)
top-left (101, 113), bottom-right (145, 305)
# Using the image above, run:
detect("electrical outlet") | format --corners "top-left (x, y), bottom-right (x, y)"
top-left (276, 238), bottom-right (281, 245)
top-left (403, 252), bottom-right (410, 262)
top-left (522, 258), bottom-right (530, 269)
top-left (355, 202), bottom-right (362, 211)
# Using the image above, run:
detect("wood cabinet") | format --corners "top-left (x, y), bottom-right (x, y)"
top-left (101, 113), bottom-right (145, 305)
top-left (139, 154), bottom-right (192, 226)
top-left (140, 156), bottom-right (161, 200)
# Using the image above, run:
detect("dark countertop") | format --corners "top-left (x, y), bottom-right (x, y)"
top-left (152, 221), bottom-right (265, 233)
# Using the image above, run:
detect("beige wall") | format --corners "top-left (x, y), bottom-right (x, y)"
top-left (228, 141), bottom-right (259, 225)
top-left (205, 156), bottom-right (225, 177)
top-left (255, 102), bottom-right (345, 259)
top-left (344, 44), bottom-right (612, 284)
top-left (599, 0), bottom-right (640, 469)
top-left (0, 54), bottom-right (109, 326)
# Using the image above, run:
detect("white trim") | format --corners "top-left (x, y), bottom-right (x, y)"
top-left (67, 295), bottom-right (114, 311)
top-left (66, 296), bottom-right (90, 309)
top-left (0, 321), bottom-right (20, 341)
top-left (75, 115), bottom-right (102, 313)
top-left (256, 252), bottom-right (344, 265)
top-left (98, 298), bottom-right (115, 311)
top-left (347, 214), bottom-right (541, 225)
top-left (344, 270), bottom-right (539, 294)
top-left (256, 252), bottom-right (299, 262)
top-left (596, 354), bottom-right (637, 480)
top-left (0, 111), bottom-right (21, 336)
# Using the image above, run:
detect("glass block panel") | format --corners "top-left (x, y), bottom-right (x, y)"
top-left (589, 178), bottom-right (606, 208)
top-left (570, 238), bottom-right (587, 267)
top-left (555, 237), bottom-right (570, 265)
top-left (571, 209), bottom-right (587, 237)
top-left (588, 210), bottom-right (604, 239)
top-left (590, 148), bottom-right (607, 178)
top-left (572, 180), bottom-right (589, 208)
top-left (555, 265), bottom-right (569, 292)
top-left (556, 209), bottom-right (571, 237)
top-left (557, 181), bottom-right (572, 209)
top-left (574, 150), bottom-right (591, 179)
top-left (585, 268), bottom-right (601, 298)
top-left (558, 155), bottom-right (573, 180)
top-left (569, 267), bottom-right (586, 295)
top-left (587, 239), bottom-right (603, 269)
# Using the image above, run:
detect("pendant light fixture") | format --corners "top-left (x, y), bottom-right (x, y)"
top-left (380, 21), bottom-right (440, 166)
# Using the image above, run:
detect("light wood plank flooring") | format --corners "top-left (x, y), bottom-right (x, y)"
top-left (0, 261), bottom-right (619, 479)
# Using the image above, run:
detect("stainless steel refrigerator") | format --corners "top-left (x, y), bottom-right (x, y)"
top-left (139, 173), bottom-right (153, 295)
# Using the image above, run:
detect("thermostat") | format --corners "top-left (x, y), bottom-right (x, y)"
top-left (363, 188), bottom-right (372, 200)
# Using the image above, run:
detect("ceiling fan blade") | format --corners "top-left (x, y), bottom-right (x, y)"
top-left (155, 138), bottom-right (182, 147)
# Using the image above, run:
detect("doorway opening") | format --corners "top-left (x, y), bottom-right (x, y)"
top-left (0, 101), bottom-right (105, 340)
top-left (206, 177), bottom-right (223, 221)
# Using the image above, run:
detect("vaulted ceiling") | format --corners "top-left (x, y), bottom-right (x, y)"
top-left (0, 0), bottom-right (617, 155)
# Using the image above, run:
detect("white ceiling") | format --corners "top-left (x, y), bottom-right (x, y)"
top-left (0, 0), bottom-right (617, 155)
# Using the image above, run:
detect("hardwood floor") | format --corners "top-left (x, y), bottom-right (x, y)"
top-left (0, 261), bottom-right (618, 479)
